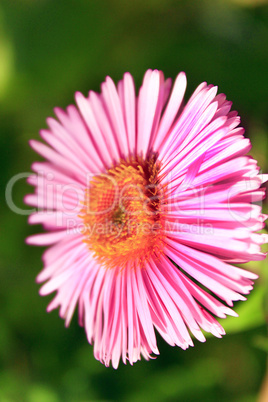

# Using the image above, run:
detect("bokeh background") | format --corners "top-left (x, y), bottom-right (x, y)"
top-left (1, 0), bottom-right (268, 401)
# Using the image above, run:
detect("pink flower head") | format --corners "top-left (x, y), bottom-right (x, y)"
top-left (26, 70), bottom-right (268, 368)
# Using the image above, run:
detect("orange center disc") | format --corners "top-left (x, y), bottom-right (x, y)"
top-left (80, 156), bottom-right (165, 269)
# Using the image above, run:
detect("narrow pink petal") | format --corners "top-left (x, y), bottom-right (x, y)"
top-left (162, 127), bottom-right (227, 190)
top-left (137, 70), bottom-right (161, 156)
top-left (153, 72), bottom-right (187, 150)
top-left (122, 72), bottom-right (136, 155)
top-left (146, 261), bottom-right (194, 346)
top-left (26, 230), bottom-right (68, 245)
top-left (37, 236), bottom-right (86, 282)
top-left (159, 85), bottom-right (218, 160)
top-left (89, 90), bottom-right (121, 162)
top-left (45, 117), bottom-right (102, 173)
top-left (131, 268), bottom-right (158, 353)
top-left (126, 264), bottom-right (135, 364)
top-left (75, 92), bottom-right (114, 167)
top-left (54, 105), bottom-right (104, 172)
top-left (165, 241), bottom-right (255, 304)
top-left (148, 71), bottom-right (166, 151)
top-left (101, 76), bottom-right (129, 158)
top-left (29, 140), bottom-right (87, 184)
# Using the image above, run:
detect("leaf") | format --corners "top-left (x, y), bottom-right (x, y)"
top-left (253, 335), bottom-right (268, 353)
top-left (218, 285), bottom-right (266, 335)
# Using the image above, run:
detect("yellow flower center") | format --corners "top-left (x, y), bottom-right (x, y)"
top-left (80, 156), bottom-right (165, 269)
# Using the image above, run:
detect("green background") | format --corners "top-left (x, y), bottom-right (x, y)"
top-left (1, 0), bottom-right (268, 401)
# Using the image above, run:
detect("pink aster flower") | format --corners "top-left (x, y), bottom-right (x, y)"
top-left (25, 70), bottom-right (268, 368)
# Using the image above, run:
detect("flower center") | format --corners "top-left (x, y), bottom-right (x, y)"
top-left (80, 156), bottom-right (165, 268)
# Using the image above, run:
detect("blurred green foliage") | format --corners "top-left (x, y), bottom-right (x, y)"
top-left (0, 0), bottom-right (267, 401)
